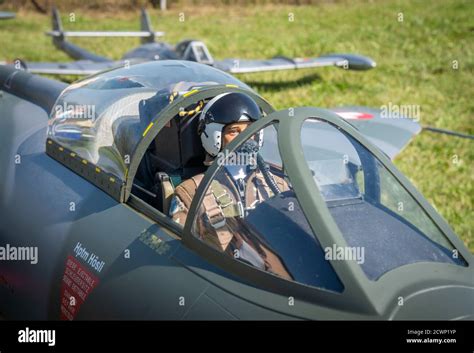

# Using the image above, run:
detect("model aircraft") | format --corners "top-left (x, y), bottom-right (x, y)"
top-left (0, 60), bottom-right (472, 320)
top-left (8, 8), bottom-right (376, 76)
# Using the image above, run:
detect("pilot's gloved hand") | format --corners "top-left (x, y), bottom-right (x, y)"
top-left (169, 195), bottom-right (187, 226)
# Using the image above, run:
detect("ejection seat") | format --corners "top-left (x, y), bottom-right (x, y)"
top-left (135, 91), bottom-right (208, 214)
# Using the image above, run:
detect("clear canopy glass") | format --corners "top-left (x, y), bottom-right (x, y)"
top-left (47, 61), bottom-right (250, 179)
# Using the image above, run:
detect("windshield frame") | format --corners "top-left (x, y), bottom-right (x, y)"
top-left (182, 109), bottom-right (367, 315)
top-left (182, 106), bottom-right (472, 319)
top-left (277, 108), bottom-right (471, 313)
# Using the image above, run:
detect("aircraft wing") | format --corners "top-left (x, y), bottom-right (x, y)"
top-left (213, 54), bottom-right (376, 74)
top-left (330, 106), bottom-right (422, 160)
top-left (12, 60), bottom-right (128, 76)
top-left (0, 58), bottom-right (149, 76)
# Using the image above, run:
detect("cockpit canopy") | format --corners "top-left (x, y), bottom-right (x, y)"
top-left (47, 61), bottom-right (250, 180)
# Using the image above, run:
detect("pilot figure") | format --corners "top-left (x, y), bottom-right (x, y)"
top-left (169, 92), bottom-right (292, 280)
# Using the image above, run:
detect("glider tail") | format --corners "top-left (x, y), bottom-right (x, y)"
top-left (49, 8), bottom-right (111, 62)
top-left (46, 8), bottom-right (164, 43)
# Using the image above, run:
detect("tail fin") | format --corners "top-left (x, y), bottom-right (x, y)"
top-left (51, 7), bottom-right (64, 43)
top-left (140, 8), bottom-right (155, 43)
top-left (46, 7), bottom-right (164, 42)
top-left (49, 7), bottom-right (110, 62)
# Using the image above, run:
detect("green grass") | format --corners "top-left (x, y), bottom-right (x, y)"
top-left (0, 0), bottom-right (472, 251)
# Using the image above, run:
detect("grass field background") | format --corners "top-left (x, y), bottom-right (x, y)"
top-left (0, 0), bottom-right (472, 251)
